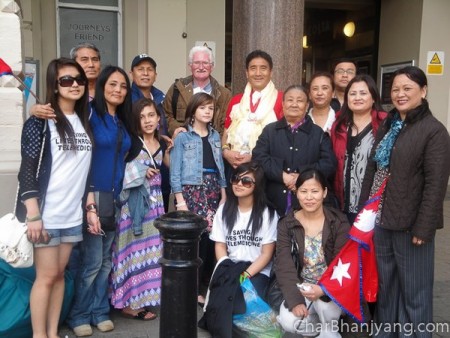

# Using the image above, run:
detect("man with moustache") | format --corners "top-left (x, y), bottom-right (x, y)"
top-left (130, 53), bottom-right (167, 135)
top-left (30, 42), bottom-right (102, 117)
top-left (163, 45), bottom-right (231, 137)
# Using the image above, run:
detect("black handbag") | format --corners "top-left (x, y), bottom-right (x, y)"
top-left (93, 124), bottom-right (122, 232)
top-left (94, 191), bottom-right (116, 231)
top-left (267, 228), bottom-right (300, 311)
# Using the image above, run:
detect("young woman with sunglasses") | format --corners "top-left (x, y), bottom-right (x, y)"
top-left (210, 162), bottom-right (278, 298)
top-left (170, 92), bottom-right (227, 305)
top-left (17, 57), bottom-right (93, 338)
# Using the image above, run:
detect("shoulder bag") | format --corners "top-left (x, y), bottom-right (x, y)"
top-left (267, 228), bottom-right (300, 311)
top-left (0, 121), bottom-right (47, 268)
top-left (94, 124), bottom-right (123, 232)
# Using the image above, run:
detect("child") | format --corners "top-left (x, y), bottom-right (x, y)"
top-left (110, 98), bottom-right (171, 320)
top-left (170, 92), bottom-right (227, 305)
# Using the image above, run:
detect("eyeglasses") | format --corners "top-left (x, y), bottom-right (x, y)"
top-left (58, 76), bottom-right (86, 87)
top-left (231, 175), bottom-right (256, 188)
top-left (334, 69), bottom-right (355, 76)
top-left (191, 61), bottom-right (212, 67)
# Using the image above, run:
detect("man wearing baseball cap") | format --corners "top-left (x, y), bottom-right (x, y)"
top-left (130, 53), bottom-right (167, 135)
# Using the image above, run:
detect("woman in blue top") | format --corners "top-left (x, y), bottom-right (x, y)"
top-left (170, 92), bottom-right (226, 305)
top-left (67, 66), bottom-right (132, 337)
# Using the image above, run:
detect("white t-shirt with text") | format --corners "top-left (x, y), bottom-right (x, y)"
top-left (210, 204), bottom-right (278, 277)
top-left (43, 114), bottom-right (92, 229)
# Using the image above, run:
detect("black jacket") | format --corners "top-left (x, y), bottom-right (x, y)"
top-left (359, 101), bottom-right (450, 241)
top-left (198, 258), bottom-right (249, 338)
top-left (252, 116), bottom-right (337, 215)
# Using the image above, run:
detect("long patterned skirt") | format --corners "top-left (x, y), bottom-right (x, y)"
top-left (110, 173), bottom-right (164, 310)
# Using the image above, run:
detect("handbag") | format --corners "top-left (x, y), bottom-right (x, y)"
top-left (0, 122), bottom-right (47, 268)
top-left (93, 191), bottom-right (116, 231)
top-left (94, 123), bottom-right (123, 232)
top-left (267, 228), bottom-right (301, 311)
top-left (0, 213), bottom-right (33, 268)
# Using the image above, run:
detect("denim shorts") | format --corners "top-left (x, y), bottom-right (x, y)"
top-left (35, 224), bottom-right (83, 248)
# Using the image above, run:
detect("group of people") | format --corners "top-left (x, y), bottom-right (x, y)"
top-left (15, 41), bottom-right (450, 338)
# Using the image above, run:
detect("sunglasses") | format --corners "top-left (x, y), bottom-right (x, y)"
top-left (58, 76), bottom-right (86, 87)
top-left (231, 175), bottom-right (256, 188)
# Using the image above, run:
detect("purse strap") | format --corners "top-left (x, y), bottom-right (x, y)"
top-left (14, 121), bottom-right (47, 216)
top-left (139, 136), bottom-right (157, 170)
top-left (110, 122), bottom-right (123, 193)
top-left (288, 228), bottom-right (302, 277)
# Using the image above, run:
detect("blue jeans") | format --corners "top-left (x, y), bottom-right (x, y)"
top-left (67, 230), bottom-right (115, 328)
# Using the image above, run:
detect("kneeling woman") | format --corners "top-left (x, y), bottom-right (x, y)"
top-left (210, 162), bottom-right (278, 298)
top-left (275, 169), bottom-right (350, 337)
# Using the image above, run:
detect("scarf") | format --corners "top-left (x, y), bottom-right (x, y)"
top-left (373, 112), bottom-right (403, 169)
top-left (226, 81), bottom-right (278, 151)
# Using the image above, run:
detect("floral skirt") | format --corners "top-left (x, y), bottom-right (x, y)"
top-left (182, 172), bottom-right (221, 229)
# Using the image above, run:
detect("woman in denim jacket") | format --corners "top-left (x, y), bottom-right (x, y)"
top-left (170, 92), bottom-right (226, 305)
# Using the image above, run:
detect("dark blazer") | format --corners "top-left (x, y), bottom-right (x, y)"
top-left (198, 258), bottom-right (249, 338)
top-left (252, 116), bottom-right (337, 215)
top-left (359, 101), bottom-right (450, 242)
top-left (275, 207), bottom-right (350, 310)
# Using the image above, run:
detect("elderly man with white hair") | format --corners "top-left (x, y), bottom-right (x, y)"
top-left (163, 45), bottom-right (231, 137)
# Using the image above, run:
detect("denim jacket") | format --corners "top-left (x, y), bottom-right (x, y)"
top-left (170, 125), bottom-right (226, 192)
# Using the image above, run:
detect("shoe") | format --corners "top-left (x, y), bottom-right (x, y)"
top-left (121, 309), bottom-right (157, 321)
top-left (72, 324), bottom-right (93, 337)
top-left (97, 320), bottom-right (114, 332)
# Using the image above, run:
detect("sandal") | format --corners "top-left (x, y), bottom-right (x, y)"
top-left (121, 309), bottom-right (157, 321)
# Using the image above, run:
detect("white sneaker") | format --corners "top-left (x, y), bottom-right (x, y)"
top-left (97, 319), bottom-right (114, 332)
top-left (72, 324), bottom-right (93, 337)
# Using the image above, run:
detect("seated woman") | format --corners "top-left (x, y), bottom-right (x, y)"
top-left (210, 162), bottom-right (278, 299)
top-left (252, 84), bottom-right (336, 216)
top-left (275, 169), bottom-right (350, 337)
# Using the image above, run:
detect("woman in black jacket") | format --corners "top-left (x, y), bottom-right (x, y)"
top-left (252, 84), bottom-right (336, 216)
top-left (359, 66), bottom-right (450, 337)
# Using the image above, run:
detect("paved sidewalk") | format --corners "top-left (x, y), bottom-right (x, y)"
top-left (59, 197), bottom-right (450, 338)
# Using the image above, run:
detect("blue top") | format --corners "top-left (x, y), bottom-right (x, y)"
top-left (170, 125), bottom-right (226, 193)
top-left (89, 105), bottom-right (131, 198)
top-left (131, 82), bottom-right (168, 135)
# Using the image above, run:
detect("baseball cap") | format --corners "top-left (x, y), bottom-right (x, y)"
top-left (131, 54), bottom-right (157, 70)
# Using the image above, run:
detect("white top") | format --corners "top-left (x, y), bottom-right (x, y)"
top-left (308, 107), bottom-right (336, 134)
top-left (210, 204), bottom-right (278, 277)
top-left (43, 114), bottom-right (92, 229)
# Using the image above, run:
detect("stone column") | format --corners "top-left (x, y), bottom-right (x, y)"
top-left (0, 0), bottom-right (24, 215)
top-left (231, 0), bottom-right (304, 95)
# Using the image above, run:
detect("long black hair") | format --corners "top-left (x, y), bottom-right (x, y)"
top-left (92, 65), bottom-right (132, 131)
top-left (334, 74), bottom-right (383, 133)
top-left (222, 161), bottom-right (276, 237)
top-left (45, 57), bottom-right (91, 146)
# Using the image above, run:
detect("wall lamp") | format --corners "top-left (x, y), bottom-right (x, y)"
top-left (343, 21), bottom-right (355, 37)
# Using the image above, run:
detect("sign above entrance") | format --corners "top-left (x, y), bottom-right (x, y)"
top-left (426, 51), bottom-right (444, 75)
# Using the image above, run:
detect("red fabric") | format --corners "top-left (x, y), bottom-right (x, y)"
top-left (224, 91), bottom-right (284, 129)
top-left (0, 58), bottom-right (13, 76)
top-left (319, 178), bottom-right (387, 323)
top-left (330, 109), bottom-right (388, 209)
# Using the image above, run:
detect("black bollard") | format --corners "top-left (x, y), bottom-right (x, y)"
top-left (155, 210), bottom-right (207, 338)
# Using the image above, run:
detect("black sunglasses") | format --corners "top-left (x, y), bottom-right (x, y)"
top-left (58, 76), bottom-right (86, 87)
top-left (231, 175), bottom-right (256, 188)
